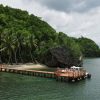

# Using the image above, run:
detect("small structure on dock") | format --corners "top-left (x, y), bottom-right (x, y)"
top-left (54, 66), bottom-right (91, 82)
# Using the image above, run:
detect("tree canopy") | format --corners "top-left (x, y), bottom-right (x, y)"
top-left (76, 37), bottom-right (100, 57)
top-left (0, 5), bottom-right (100, 67)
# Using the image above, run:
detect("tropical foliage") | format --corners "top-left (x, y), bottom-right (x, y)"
top-left (0, 5), bottom-right (100, 65)
top-left (76, 37), bottom-right (100, 57)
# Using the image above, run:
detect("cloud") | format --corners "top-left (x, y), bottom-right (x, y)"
top-left (0, 0), bottom-right (100, 46)
top-left (36, 0), bottom-right (100, 13)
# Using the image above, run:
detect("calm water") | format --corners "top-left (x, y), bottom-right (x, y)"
top-left (0, 58), bottom-right (100, 100)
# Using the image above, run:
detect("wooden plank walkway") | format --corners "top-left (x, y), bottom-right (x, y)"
top-left (0, 67), bottom-right (56, 78)
top-left (0, 65), bottom-right (88, 82)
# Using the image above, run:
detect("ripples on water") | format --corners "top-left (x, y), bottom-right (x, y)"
top-left (0, 58), bottom-right (100, 100)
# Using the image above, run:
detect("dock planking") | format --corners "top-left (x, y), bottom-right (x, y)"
top-left (0, 65), bottom-right (89, 82)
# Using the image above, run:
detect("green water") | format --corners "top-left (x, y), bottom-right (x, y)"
top-left (0, 58), bottom-right (100, 100)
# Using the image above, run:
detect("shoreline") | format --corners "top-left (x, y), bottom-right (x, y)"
top-left (1, 63), bottom-right (48, 70)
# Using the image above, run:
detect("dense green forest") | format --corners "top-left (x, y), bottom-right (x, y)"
top-left (0, 5), bottom-right (100, 66)
top-left (74, 37), bottom-right (100, 57)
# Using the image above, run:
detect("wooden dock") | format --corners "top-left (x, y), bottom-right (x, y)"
top-left (0, 65), bottom-right (89, 82)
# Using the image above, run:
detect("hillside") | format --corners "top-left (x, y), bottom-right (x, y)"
top-left (77, 37), bottom-right (100, 57)
top-left (0, 5), bottom-right (100, 67)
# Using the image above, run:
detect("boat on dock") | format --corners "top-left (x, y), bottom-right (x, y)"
top-left (54, 66), bottom-right (91, 82)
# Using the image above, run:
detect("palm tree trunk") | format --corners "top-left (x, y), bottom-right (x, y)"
top-left (14, 49), bottom-right (17, 64)
top-left (30, 50), bottom-right (33, 62)
top-left (8, 51), bottom-right (12, 64)
top-left (18, 47), bottom-right (23, 63)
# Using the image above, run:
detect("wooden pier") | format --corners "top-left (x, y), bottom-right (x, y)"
top-left (0, 65), bottom-right (90, 82)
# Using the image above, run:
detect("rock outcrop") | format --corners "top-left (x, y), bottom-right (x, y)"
top-left (40, 46), bottom-right (83, 68)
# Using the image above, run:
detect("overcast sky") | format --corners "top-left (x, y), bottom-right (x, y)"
top-left (0, 0), bottom-right (100, 45)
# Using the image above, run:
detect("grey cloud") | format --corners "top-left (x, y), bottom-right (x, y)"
top-left (35, 0), bottom-right (100, 13)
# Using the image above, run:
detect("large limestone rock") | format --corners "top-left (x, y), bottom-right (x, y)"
top-left (40, 46), bottom-right (83, 68)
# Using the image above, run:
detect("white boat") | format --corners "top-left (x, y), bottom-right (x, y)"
top-left (71, 66), bottom-right (91, 78)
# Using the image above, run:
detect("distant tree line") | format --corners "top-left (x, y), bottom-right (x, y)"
top-left (73, 37), bottom-right (100, 57)
top-left (0, 5), bottom-right (100, 65)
